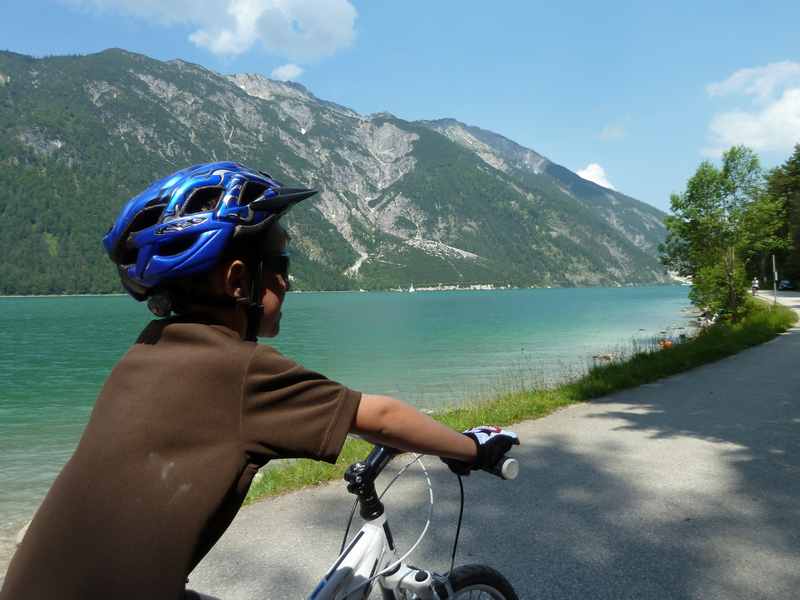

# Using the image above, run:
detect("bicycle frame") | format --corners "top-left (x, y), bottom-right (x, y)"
top-left (308, 446), bottom-right (451, 600)
top-left (309, 513), bottom-right (448, 600)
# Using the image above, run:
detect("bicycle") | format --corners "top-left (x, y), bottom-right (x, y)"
top-left (308, 444), bottom-right (520, 599)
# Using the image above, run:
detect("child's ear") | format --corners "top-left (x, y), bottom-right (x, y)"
top-left (222, 259), bottom-right (249, 300)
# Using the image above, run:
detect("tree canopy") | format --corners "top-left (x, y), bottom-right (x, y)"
top-left (766, 144), bottom-right (800, 282)
top-left (661, 145), bottom-right (790, 319)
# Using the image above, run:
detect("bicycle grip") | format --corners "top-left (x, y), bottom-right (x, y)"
top-left (489, 457), bottom-right (519, 480)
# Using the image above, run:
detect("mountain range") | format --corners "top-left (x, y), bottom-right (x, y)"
top-left (0, 48), bottom-right (670, 295)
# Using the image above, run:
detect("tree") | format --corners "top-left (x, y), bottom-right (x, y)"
top-left (660, 146), bottom-right (783, 319)
top-left (662, 161), bottom-right (727, 278)
top-left (738, 191), bottom-right (789, 280)
top-left (766, 144), bottom-right (800, 282)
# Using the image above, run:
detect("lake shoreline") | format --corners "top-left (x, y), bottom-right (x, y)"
top-left (244, 299), bottom-right (798, 505)
top-left (0, 282), bottom-right (686, 299)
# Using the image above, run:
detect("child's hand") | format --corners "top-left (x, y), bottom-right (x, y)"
top-left (441, 426), bottom-right (519, 475)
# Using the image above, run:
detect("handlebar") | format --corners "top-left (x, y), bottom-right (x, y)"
top-left (344, 445), bottom-right (518, 520)
top-left (347, 445), bottom-right (519, 485)
top-left (489, 457), bottom-right (519, 480)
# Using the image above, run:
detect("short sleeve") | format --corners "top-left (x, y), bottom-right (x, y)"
top-left (241, 345), bottom-right (361, 463)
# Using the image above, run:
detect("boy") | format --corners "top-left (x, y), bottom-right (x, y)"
top-left (1, 162), bottom-right (518, 599)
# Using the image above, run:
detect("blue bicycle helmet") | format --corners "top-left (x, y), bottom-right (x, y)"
top-left (104, 161), bottom-right (317, 339)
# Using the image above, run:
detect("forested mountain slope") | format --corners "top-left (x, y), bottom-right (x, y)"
top-left (0, 49), bottom-right (669, 294)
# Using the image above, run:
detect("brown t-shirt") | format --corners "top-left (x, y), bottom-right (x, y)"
top-left (1, 318), bottom-right (361, 600)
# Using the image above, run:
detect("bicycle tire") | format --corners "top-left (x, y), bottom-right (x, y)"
top-left (446, 564), bottom-right (519, 599)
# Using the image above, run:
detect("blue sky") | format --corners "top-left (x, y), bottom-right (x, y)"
top-left (2, 0), bottom-right (799, 212)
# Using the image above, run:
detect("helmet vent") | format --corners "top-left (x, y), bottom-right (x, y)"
top-left (129, 204), bottom-right (166, 233)
top-left (239, 182), bottom-right (267, 207)
top-left (159, 236), bottom-right (197, 257)
top-left (183, 187), bottom-right (223, 215)
top-left (117, 204), bottom-right (166, 265)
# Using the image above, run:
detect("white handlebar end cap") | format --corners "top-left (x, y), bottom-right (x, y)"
top-left (501, 458), bottom-right (519, 480)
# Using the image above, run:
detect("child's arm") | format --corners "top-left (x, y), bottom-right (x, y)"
top-left (350, 394), bottom-right (478, 462)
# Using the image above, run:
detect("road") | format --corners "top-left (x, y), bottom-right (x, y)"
top-left (190, 292), bottom-right (800, 599)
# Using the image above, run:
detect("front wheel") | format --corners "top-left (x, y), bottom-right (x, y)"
top-left (447, 564), bottom-right (519, 599)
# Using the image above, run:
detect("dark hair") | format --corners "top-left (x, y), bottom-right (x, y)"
top-left (148, 224), bottom-right (289, 317)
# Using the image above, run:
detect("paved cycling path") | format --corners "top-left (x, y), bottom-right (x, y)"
top-left (191, 293), bottom-right (800, 599)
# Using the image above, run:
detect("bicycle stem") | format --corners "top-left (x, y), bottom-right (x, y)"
top-left (344, 445), bottom-right (397, 520)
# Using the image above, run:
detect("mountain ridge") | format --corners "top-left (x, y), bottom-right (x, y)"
top-left (0, 48), bottom-right (670, 295)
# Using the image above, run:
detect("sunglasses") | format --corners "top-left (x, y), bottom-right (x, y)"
top-left (262, 251), bottom-right (290, 279)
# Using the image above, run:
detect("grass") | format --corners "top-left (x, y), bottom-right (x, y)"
top-left (245, 299), bottom-right (797, 505)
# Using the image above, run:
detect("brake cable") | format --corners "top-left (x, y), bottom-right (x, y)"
top-left (338, 454), bottom-right (435, 597)
top-left (448, 474), bottom-right (465, 575)
top-left (339, 455), bottom-right (466, 577)
top-left (340, 453), bottom-right (425, 554)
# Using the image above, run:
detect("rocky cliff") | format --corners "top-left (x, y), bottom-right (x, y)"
top-left (0, 49), bottom-right (669, 294)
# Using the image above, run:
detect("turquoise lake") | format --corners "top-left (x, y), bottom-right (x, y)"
top-left (0, 286), bottom-right (691, 569)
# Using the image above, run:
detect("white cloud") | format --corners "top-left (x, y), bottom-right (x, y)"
top-left (64, 0), bottom-right (357, 60)
top-left (707, 61), bottom-right (800, 103)
top-left (271, 63), bottom-right (303, 81)
top-left (599, 124), bottom-right (625, 140)
top-left (706, 89), bottom-right (800, 156)
top-left (577, 163), bottom-right (616, 190)
top-left (704, 61), bottom-right (800, 157)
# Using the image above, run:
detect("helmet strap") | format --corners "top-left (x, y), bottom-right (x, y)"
top-left (242, 256), bottom-right (264, 342)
